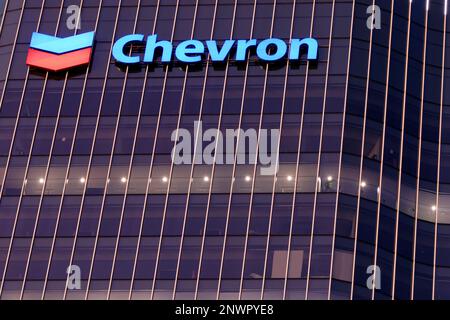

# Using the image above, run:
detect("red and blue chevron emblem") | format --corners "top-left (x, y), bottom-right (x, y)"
top-left (26, 31), bottom-right (95, 72)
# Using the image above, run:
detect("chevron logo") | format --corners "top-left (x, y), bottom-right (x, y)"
top-left (26, 31), bottom-right (95, 72)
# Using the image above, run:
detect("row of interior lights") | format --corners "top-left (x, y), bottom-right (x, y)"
top-left (32, 175), bottom-right (324, 185)
top-left (29, 176), bottom-right (374, 186)
top-left (28, 176), bottom-right (439, 212)
top-left (30, 177), bottom-right (431, 198)
top-left (34, 177), bottom-right (129, 184)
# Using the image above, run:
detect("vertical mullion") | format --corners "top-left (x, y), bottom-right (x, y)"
top-left (411, 1), bottom-right (430, 300)
top-left (391, 0), bottom-right (413, 300)
top-left (328, 0), bottom-right (356, 300)
top-left (433, 0), bottom-right (447, 301)
top-left (282, 0), bottom-right (316, 301)
top-left (62, 0), bottom-right (123, 300)
top-left (349, 0), bottom-right (376, 300)
top-left (305, 0), bottom-right (336, 300)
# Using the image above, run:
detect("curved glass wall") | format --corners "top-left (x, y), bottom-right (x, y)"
top-left (0, 0), bottom-right (449, 300)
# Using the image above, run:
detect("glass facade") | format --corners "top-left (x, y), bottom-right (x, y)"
top-left (0, 0), bottom-right (449, 300)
